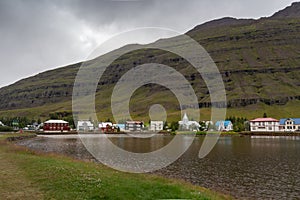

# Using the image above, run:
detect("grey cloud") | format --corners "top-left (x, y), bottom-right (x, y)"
top-left (0, 0), bottom-right (296, 87)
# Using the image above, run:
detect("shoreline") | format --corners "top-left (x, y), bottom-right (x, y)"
top-left (3, 130), bottom-right (300, 138)
top-left (1, 133), bottom-right (231, 200)
top-left (239, 131), bottom-right (300, 136)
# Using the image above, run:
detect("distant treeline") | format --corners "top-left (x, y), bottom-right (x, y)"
top-left (0, 116), bottom-right (41, 128)
top-left (0, 111), bottom-right (75, 129)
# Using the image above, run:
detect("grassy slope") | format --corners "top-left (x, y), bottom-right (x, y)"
top-left (0, 99), bottom-right (299, 122)
top-left (0, 135), bottom-right (229, 200)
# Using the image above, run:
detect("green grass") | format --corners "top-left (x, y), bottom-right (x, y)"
top-left (0, 99), bottom-right (299, 123)
top-left (0, 136), bottom-right (229, 200)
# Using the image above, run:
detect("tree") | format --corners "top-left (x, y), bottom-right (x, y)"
top-left (263, 113), bottom-right (267, 118)
top-left (163, 121), bottom-right (168, 130)
top-left (170, 121), bottom-right (179, 131)
top-left (199, 121), bottom-right (206, 131)
top-left (49, 112), bottom-right (59, 119)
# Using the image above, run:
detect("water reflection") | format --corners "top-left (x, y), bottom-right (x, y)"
top-left (17, 135), bottom-right (300, 199)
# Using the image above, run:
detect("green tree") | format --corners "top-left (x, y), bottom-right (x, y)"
top-left (199, 121), bottom-right (206, 131)
top-left (170, 121), bottom-right (179, 131)
top-left (163, 121), bottom-right (168, 130)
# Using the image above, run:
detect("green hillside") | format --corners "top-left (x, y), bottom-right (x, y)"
top-left (0, 2), bottom-right (299, 122)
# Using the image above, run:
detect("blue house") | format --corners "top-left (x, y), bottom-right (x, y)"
top-left (279, 118), bottom-right (300, 132)
top-left (215, 120), bottom-right (233, 131)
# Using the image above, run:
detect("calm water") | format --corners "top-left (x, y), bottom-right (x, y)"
top-left (17, 135), bottom-right (300, 199)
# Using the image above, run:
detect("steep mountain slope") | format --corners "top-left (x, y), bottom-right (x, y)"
top-left (271, 2), bottom-right (300, 19)
top-left (0, 2), bottom-right (299, 120)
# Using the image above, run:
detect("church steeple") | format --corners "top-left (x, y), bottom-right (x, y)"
top-left (182, 112), bottom-right (189, 123)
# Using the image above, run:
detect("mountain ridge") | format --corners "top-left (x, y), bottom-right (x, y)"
top-left (270, 2), bottom-right (300, 19)
top-left (0, 2), bottom-right (299, 120)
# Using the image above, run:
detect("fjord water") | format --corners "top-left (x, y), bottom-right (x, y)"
top-left (18, 135), bottom-right (300, 199)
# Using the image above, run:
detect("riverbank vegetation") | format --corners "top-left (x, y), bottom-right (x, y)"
top-left (0, 134), bottom-right (230, 200)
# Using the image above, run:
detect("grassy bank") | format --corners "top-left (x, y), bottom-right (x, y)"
top-left (0, 134), bottom-right (230, 200)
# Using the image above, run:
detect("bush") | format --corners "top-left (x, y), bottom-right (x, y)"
top-left (0, 126), bottom-right (14, 132)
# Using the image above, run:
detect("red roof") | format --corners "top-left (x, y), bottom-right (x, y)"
top-left (250, 118), bottom-right (279, 122)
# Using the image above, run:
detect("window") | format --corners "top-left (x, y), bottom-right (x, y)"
top-left (268, 127), bottom-right (272, 131)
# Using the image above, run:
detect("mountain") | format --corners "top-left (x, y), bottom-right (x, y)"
top-left (0, 2), bottom-right (299, 121)
top-left (270, 2), bottom-right (300, 19)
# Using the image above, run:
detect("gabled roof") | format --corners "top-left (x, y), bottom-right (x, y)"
top-left (216, 120), bottom-right (232, 127)
top-left (99, 122), bottom-right (113, 128)
top-left (250, 118), bottom-right (279, 122)
top-left (279, 118), bottom-right (300, 125)
top-left (44, 120), bottom-right (69, 124)
top-left (77, 121), bottom-right (94, 127)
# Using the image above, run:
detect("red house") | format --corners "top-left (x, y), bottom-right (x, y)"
top-left (43, 120), bottom-right (70, 132)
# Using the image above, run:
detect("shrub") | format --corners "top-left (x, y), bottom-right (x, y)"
top-left (0, 126), bottom-right (14, 132)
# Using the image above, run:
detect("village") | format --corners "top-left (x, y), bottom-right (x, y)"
top-left (0, 112), bottom-right (299, 134)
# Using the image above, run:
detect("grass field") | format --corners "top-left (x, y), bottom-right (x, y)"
top-left (0, 134), bottom-right (230, 200)
top-left (0, 99), bottom-right (299, 123)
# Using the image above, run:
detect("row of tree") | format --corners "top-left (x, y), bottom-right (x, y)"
top-left (0, 116), bottom-right (41, 128)
top-left (0, 111), bottom-right (76, 129)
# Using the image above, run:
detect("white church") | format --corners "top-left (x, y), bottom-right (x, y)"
top-left (178, 113), bottom-right (200, 131)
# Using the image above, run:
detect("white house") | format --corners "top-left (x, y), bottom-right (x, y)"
top-left (77, 120), bottom-right (94, 131)
top-left (178, 113), bottom-right (200, 131)
top-left (202, 121), bottom-right (214, 131)
top-left (99, 122), bottom-right (113, 130)
top-left (150, 121), bottom-right (164, 131)
top-left (125, 121), bottom-right (144, 132)
top-left (279, 118), bottom-right (300, 132)
top-left (250, 118), bottom-right (280, 132)
top-left (215, 120), bottom-right (233, 131)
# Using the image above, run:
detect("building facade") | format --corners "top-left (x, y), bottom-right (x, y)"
top-left (279, 118), bottom-right (300, 132)
top-left (43, 120), bottom-right (70, 132)
top-left (115, 124), bottom-right (125, 131)
top-left (249, 118), bottom-right (279, 132)
top-left (125, 121), bottom-right (144, 132)
top-left (215, 120), bottom-right (233, 131)
top-left (150, 121), bottom-right (164, 131)
top-left (99, 122), bottom-right (113, 132)
top-left (178, 113), bottom-right (200, 131)
top-left (77, 120), bottom-right (94, 131)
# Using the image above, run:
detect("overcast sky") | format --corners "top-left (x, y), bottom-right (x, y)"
top-left (0, 0), bottom-right (296, 88)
